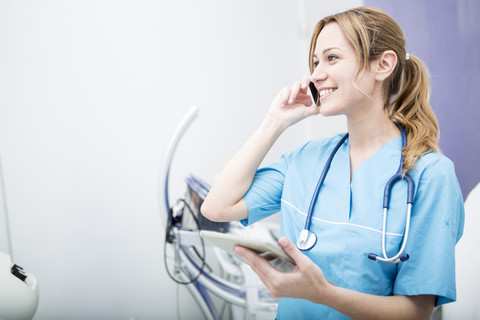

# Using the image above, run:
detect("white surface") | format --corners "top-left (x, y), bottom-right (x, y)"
top-left (0, 1), bottom-right (359, 318)
top-left (442, 183), bottom-right (480, 319)
top-left (0, 156), bottom-right (11, 255)
top-left (0, 251), bottom-right (39, 320)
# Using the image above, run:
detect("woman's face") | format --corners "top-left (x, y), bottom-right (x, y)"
top-left (311, 22), bottom-right (376, 117)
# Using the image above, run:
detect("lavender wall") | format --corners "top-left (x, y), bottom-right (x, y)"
top-left (365, 0), bottom-right (480, 199)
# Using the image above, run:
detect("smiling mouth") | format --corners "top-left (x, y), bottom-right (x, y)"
top-left (319, 88), bottom-right (336, 98)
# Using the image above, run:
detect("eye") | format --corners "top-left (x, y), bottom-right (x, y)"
top-left (327, 55), bottom-right (338, 62)
top-left (313, 61), bottom-right (319, 68)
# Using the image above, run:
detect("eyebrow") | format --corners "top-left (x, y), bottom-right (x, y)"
top-left (313, 47), bottom-right (341, 58)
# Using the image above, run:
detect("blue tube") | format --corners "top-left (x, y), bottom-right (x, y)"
top-left (195, 281), bottom-right (219, 320)
top-left (305, 133), bottom-right (348, 230)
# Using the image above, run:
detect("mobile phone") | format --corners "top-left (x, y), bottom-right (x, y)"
top-left (309, 82), bottom-right (319, 105)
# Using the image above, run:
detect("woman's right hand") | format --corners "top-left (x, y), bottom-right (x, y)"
top-left (266, 79), bottom-right (320, 130)
top-left (202, 79), bottom-right (319, 223)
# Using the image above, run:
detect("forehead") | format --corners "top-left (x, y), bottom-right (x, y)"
top-left (314, 22), bottom-right (350, 54)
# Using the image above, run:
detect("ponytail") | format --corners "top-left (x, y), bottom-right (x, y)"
top-left (388, 54), bottom-right (440, 174)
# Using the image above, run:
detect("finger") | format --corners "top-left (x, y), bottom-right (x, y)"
top-left (304, 78), bottom-right (318, 101)
top-left (234, 245), bottom-right (272, 272)
top-left (278, 237), bottom-right (312, 267)
top-left (279, 87), bottom-right (291, 107)
top-left (299, 79), bottom-right (310, 94)
top-left (305, 102), bottom-right (321, 115)
top-left (293, 80), bottom-right (314, 107)
top-left (234, 246), bottom-right (280, 284)
top-left (288, 82), bottom-right (302, 105)
top-left (234, 246), bottom-right (277, 289)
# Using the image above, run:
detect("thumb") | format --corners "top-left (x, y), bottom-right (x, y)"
top-left (278, 236), bottom-right (310, 265)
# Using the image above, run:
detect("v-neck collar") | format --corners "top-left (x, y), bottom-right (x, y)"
top-left (348, 135), bottom-right (402, 184)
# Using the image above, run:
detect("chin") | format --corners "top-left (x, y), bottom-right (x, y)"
top-left (319, 105), bottom-right (341, 117)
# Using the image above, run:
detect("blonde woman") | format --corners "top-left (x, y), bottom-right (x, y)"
top-left (202, 7), bottom-right (464, 319)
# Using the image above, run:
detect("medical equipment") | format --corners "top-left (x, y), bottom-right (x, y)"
top-left (1, 151), bottom-right (39, 320)
top-left (159, 106), bottom-right (280, 319)
top-left (297, 125), bottom-right (414, 264)
top-left (0, 251), bottom-right (39, 320)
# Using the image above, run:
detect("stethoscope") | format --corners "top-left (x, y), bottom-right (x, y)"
top-left (296, 125), bottom-right (414, 264)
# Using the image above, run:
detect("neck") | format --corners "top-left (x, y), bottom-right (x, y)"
top-left (346, 108), bottom-right (400, 151)
top-left (346, 107), bottom-right (400, 180)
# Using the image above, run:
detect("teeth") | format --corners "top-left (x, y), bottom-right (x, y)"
top-left (319, 89), bottom-right (335, 97)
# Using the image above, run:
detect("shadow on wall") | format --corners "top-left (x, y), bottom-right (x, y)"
top-left (365, 0), bottom-right (480, 199)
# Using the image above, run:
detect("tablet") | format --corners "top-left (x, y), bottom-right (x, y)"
top-left (200, 230), bottom-right (295, 271)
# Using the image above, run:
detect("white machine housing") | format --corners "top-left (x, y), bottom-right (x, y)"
top-left (0, 251), bottom-right (39, 320)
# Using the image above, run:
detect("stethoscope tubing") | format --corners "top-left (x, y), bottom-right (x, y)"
top-left (305, 133), bottom-right (349, 231)
top-left (374, 203), bottom-right (412, 263)
top-left (299, 125), bottom-right (415, 264)
top-left (373, 127), bottom-right (414, 263)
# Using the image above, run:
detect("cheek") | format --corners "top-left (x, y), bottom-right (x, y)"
top-left (340, 81), bottom-right (361, 100)
top-left (344, 74), bottom-right (374, 100)
top-left (352, 71), bottom-right (377, 96)
top-left (336, 70), bottom-right (358, 96)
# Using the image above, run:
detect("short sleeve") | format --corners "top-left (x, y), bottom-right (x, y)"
top-left (240, 141), bottom-right (311, 226)
top-left (394, 156), bottom-right (465, 306)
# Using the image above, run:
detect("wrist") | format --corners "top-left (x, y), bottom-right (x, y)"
top-left (313, 279), bottom-right (339, 306)
top-left (260, 115), bottom-right (287, 137)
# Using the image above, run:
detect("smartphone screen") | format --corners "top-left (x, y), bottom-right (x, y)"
top-left (309, 82), bottom-right (319, 105)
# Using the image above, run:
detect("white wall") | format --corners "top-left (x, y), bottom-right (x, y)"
top-left (0, 1), bottom-right (360, 319)
top-left (0, 157), bottom-right (12, 255)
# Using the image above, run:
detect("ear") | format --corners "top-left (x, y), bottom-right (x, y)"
top-left (373, 50), bottom-right (397, 81)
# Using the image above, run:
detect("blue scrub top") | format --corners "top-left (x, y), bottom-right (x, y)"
top-left (241, 133), bottom-right (465, 319)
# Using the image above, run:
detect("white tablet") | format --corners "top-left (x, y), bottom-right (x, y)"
top-left (200, 230), bottom-right (295, 271)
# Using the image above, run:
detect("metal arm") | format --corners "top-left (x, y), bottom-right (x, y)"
top-left (158, 105), bottom-right (199, 226)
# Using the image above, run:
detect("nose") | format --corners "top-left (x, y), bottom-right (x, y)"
top-left (310, 65), bottom-right (327, 84)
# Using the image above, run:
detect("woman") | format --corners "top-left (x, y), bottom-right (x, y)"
top-left (201, 7), bottom-right (464, 319)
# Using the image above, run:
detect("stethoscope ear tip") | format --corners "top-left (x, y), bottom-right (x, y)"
top-left (368, 252), bottom-right (409, 263)
top-left (400, 254), bottom-right (410, 262)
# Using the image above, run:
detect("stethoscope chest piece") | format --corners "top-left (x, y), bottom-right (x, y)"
top-left (297, 229), bottom-right (317, 251)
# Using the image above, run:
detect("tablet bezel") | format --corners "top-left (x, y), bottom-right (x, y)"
top-left (200, 230), bottom-right (294, 264)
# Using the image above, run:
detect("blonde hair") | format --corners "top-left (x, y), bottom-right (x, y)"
top-left (309, 7), bottom-right (439, 173)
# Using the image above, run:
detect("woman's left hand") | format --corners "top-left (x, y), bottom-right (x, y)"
top-left (233, 236), bottom-right (333, 304)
